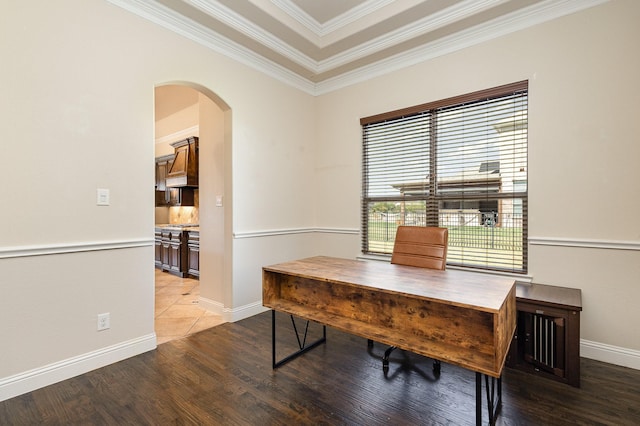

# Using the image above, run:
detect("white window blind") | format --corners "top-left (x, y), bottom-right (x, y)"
top-left (361, 81), bottom-right (528, 273)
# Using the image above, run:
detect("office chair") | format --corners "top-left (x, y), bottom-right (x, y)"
top-left (369, 225), bottom-right (448, 373)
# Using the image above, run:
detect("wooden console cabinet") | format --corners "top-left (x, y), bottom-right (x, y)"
top-left (506, 282), bottom-right (582, 387)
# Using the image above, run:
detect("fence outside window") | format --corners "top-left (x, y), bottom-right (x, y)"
top-left (366, 210), bottom-right (525, 272)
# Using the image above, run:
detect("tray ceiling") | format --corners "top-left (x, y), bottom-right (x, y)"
top-left (109, 0), bottom-right (607, 94)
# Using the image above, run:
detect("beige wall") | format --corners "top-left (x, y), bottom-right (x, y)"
top-left (154, 85), bottom-right (200, 158)
top-left (0, 0), bottom-right (316, 400)
top-left (315, 0), bottom-right (640, 366)
top-left (1, 0), bottom-right (638, 402)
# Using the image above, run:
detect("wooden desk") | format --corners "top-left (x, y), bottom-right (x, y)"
top-left (263, 256), bottom-right (516, 425)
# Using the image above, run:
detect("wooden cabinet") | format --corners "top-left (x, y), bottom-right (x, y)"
top-left (167, 229), bottom-right (187, 277)
top-left (187, 230), bottom-right (200, 278)
top-left (506, 282), bottom-right (582, 387)
top-left (155, 154), bottom-right (173, 191)
top-left (166, 187), bottom-right (195, 206)
top-left (155, 228), bottom-right (188, 277)
top-left (155, 155), bottom-right (173, 206)
top-left (154, 228), bottom-right (163, 268)
top-left (155, 227), bottom-right (199, 279)
top-left (156, 155), bottom-right (196, 206)
top-left (166, 137), bottom-right (198, 188)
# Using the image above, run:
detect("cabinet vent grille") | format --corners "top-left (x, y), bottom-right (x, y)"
top-left (532, 313), bottom-right (556, 368)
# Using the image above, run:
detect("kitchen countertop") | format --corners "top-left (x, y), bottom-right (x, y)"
top-left (156, 224), bottom-right (200, 232)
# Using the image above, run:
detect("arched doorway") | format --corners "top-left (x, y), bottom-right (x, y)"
top-left (153, 83), bottom-right (232, 343)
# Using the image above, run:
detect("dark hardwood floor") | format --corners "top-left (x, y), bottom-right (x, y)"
top-left (2, 311), bottom-right (639, 425)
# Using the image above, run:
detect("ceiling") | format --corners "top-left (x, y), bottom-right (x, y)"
top-left (110, 0), bottom-right (606, 94)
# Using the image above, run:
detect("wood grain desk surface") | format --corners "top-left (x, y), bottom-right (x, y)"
top-left (263, 256), bottom-right (515, 312)
top-left (263, 256), bottom-right (517, 377)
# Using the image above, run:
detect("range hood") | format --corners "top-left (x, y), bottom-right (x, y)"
top-left (166, 136), bottom-right (198, 188)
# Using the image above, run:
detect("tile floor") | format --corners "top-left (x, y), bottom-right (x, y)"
top-left (155, 269), bottom-right (224, 345)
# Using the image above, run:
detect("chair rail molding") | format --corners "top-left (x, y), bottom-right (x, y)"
top-left (233, 227), bottom-right (359, 239)
top-left (0, 239), bottom-right (154, 259)
top-left (528, 236), bottom-right (640, 251)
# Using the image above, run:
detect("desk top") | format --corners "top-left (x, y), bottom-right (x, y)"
top-left (264, 256), bottom-right (517, 377)
top-left (264, 256), bottom-right (515, 313)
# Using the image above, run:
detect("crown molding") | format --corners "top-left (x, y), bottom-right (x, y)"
top-left (319, 0), bottom-right (395, 37)
top-left (108, 0), bottom-right (609, 96)
top-left (317, 0), bottom-right (503, 72)
top-left (272, 0), bottom-right (395, 37)
top-left (185, 0), bottom-right (317, 70)
top-left (155, 125), bottom-right (199, 145)
top-left (107, 0), bottom-right (316, 94)
top-left (315, 0), bottom-right (609, 94)
top-left (171, 0), bottom-right (504, 74)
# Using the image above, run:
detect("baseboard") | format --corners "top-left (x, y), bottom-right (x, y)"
top-left (581, 339), bottom-right (640, 370)
top-left (198, 297), bottom-right (268, 323)
top-left (0, 333), bottom-right (156, 402)
top-left (225, 302), bottom-right (269, 322)
top-left (198, 296), bottom-right (225, 317)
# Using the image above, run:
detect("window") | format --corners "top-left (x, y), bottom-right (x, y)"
top-left (361, 81), bottom-right (528, 273)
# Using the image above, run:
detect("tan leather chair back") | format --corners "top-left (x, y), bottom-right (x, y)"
top-left (390, 226), bottom-right (448, 270)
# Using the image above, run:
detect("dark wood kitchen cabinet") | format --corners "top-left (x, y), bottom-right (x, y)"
top-left (167, 187), bottom-right (195, 206)
top-left (155, 154), bottom-right (174, 206)
top-left (186, 230), bottom-right (200, 278)
top-left (155, 227), bottom-right (198, 279)
top-left (166, 137), bottom-right (198, 188)
top-left (156, 154), bottom-right (196, 207)
top-left (155, 228), bottom-right (188, 278)
top-left (154, 228), bottom-right (163, 268)
top-left (506, 282), bottom-right (582, 387)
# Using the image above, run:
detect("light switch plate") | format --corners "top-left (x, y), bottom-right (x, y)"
top-left (97, 188), bottom-right (110, 206)
top-left (215, 195), bottom-right (223, 207)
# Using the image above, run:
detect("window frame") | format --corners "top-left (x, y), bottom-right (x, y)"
top-left (360, 81), bottom-right (528, 273)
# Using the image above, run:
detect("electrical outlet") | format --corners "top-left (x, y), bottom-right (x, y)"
top-left (97, 313), bottom-right (110, 331)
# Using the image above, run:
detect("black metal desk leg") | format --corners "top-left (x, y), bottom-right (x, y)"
top-left (271, 310), bottom-right (327, 369)
top-left (476, 372), bottom-right (482, 426)
top-left (476, 372), bottom-right (502, 426)
top-left (272, 309), bottom-right (277, 369)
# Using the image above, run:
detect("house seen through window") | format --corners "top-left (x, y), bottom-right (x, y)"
top-left (361, 81), bottom-right (528, 273)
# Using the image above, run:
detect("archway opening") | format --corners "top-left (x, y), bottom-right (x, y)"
top-left (153, 83), bottom-right (231, 343)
